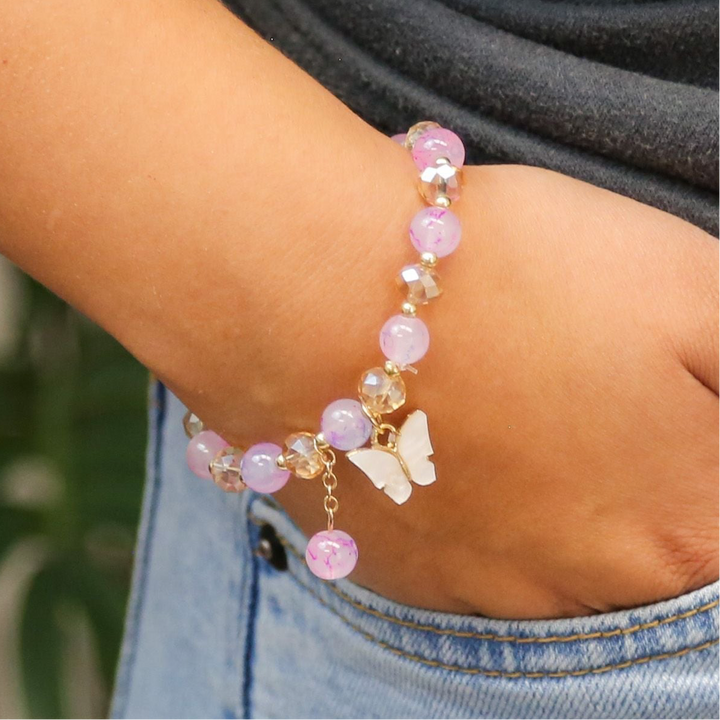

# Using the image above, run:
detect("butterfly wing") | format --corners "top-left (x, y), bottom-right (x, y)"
top-left (346, 447), bottom-right (413, 505)
top-left (397, 410), bottom-right (436, 487)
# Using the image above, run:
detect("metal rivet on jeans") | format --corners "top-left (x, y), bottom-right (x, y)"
top-left (256, 523), bottom-right (287, 571)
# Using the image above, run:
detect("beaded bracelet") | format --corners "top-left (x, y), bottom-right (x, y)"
top-left (182, 121), bottom-right (465, 581)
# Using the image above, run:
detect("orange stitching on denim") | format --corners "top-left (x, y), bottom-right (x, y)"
top-left (248, 512), bottom-right (719, 645)
top-left (285, 564), bottom-right (719, 679)
top-left (302, 574), bottom-right (720, 680)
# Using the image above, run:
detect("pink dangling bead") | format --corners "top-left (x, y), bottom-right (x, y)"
top-left (240, 442), bottom-right (290, 493)
top-left (186, 430), bottom-right (228, 479)
top-left (411, 128), bottom-right (465, 171)
top-left (306, 529), bottom-right (358, 580)
top-left (391, 133), bottom-right (407, 145)
top-left (409, 206), bottom-right (462, 258)
top-left (380, 315), bottom-right (430, 366)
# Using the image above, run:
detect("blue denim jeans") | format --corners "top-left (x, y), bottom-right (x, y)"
top-left (112, 384), bottom-right (719, 718)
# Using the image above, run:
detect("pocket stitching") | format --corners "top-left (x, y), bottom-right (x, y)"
top-left (283, 558), bottom-right (719, 679)
top-left (249, 512), bottom-right (718, 644)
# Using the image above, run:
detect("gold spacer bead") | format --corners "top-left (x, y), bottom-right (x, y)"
top-left (384, 360), bottom-right (401, 376)
top-left (420, 252), bottom-right (438, 268)
top-left (434, 195), bottom-right (452, 208)
top-left (401, 301), bottom-right (417, 317)
top-left (314, 432), bottom-right (329, 449)
top-left (275, 454), bottom-right (288, 470)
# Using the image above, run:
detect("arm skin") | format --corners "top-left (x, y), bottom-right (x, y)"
top-left (1, 0), bottom-right (717, 618)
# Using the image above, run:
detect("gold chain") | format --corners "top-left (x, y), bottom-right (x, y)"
top-left (314, 436), bottom-right (339, 531)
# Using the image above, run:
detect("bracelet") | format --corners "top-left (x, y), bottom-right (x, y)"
top-left (182, 121), bottom-right (465, 581)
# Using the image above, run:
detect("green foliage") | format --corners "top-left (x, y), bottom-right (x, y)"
top-left (0, 275), bottom-right (147, 718)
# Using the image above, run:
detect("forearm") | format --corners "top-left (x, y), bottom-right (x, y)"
top-left (0, 0), bottom-right (420, 420)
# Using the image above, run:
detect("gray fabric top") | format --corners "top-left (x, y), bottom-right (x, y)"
top-left (225, 0), bottom-right (719, 235)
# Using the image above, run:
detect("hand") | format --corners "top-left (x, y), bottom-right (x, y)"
top-left (267, 161), bottom-right (718, 619)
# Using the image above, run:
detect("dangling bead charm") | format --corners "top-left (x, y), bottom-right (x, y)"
top-left (306, 530), bottom-right (358, 580)
top-left (305, 434), bottom-right (359, 580)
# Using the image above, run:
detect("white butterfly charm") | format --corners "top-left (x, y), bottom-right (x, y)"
top-left (346, 410), bottom-right (436, 505)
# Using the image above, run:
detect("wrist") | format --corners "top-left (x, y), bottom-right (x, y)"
top-left (148, 132), bottom-right (425, 441)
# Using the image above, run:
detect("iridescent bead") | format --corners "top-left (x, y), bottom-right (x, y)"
top-left (409, 206), bottom-right (461, 258)
top-left (411, 127), bottom-right (465, 170)
top-left (305, 529), bottom-right (358, 580)
top-left (182, 410), bottom-right (204, 438)
top-left (396, 263), bottom-right (442, 304)
top-left (240, 442), bottom-right (290, 493)
top-left (380, 315), bottom-right (430, 366)
top-left (210, 448), bottom-right (246, 492)
top-left (283, 432), bottom-right (324, 479)
top-left (186, 430), bottom-right (227, 480)
top-left (391, 133), bottom-right (407, 145)
top-left (403, 121), bottom-right (441, 151)
top-left (359, 367), bottom-right (406, 414)
top-left (320, 399), bottom-right (372, 451)
top-left (418, 160), bottom-right (463, 206)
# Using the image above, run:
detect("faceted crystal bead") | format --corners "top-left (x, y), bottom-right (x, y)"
top-left (418, 160), bottom-right (463, 206)
top-left (403, 121), bottom-right (441, 151)
top-left (396, 264), bottom-right (442, 305)
top-left (183, 411), bottom-right (205, 438)
top-left (359, 367), bottom-right (406, 414)
top-left (412, 128), bottom-right (466, 171)
top-left (210, 448), bottom-right (246, 492)
top-left (284, 432), bottom-right (324, 479)
top-left (306, 529), bottom-right (358, 580)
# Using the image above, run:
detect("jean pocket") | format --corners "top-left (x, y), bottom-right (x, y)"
top-left (244, 495), bottom-right (718, 719)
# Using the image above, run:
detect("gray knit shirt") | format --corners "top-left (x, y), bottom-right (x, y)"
top-left (226, 0), bottom-right (718, 235)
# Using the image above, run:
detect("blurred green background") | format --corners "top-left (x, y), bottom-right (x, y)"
top-left (0, 259), bottom-right (147, 718)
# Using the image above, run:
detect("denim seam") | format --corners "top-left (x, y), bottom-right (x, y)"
top-left (111, 380), bottom-right (167, 717)
top-left (248, 511), bottom-right (718, 645)
top-left (278, 560), bottom-right (719, 679)
top-left (240, 540), bottom-right (260, 718)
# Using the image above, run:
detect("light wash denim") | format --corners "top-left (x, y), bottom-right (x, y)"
top-left (112, 384), bottom-right (719, 719)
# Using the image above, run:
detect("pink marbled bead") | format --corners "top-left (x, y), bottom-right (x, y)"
top-left (409, 206), bottom-right (462, 258)
top-left (306, 529), bottom-right (358, 580)
top-left (380, 315), bottom-right (430, 366)
top-left (186, 430), bottom-right (227, 480)
top-left (321, 399), bottom-right (372, 451)
top-left (411, 127), bottom-right (465, 170)
top-left (240, 442), bottom-right (290, 493)
top-left (391, 133), bottom-right (407, 145)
